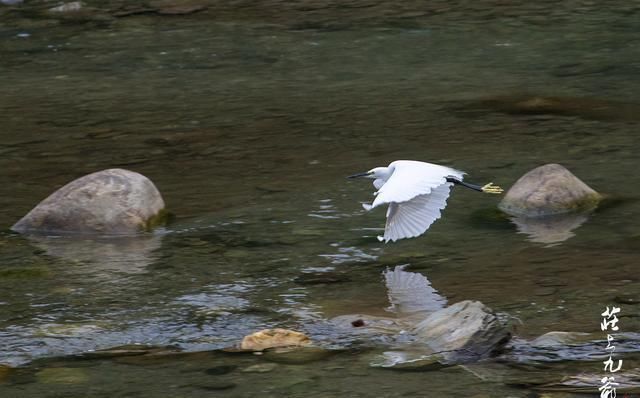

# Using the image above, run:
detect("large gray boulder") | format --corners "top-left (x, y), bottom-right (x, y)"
top-left (499, 164), bottom-right (600, 217)
top-left (12, 169), bottom-right (166, 235)
top-left (412, 300), bottom-right (510, 360)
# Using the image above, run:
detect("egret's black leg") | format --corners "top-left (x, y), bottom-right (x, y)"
top-left (446, 177), bottom-right (482, 191)
top-left (446, 177), bottom-right (504, 194)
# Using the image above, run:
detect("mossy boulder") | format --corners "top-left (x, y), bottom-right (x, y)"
top-left (499, 164), bottom-right (601, 217)
top-left (12, 169), bottom-right (166, 235)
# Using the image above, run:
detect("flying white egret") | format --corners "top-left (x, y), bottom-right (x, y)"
top-left (348, 160), bottom-right (503, 243)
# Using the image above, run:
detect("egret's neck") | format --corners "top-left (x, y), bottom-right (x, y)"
top-left (377, 166), bottom-right (394, 181)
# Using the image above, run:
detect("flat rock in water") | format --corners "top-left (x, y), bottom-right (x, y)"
top-left (499, 164), bottom-right (600, 217)
top-left (12, 169), bottom-right (166, 235)
top-left (412, 300), bottom-right (510, 361)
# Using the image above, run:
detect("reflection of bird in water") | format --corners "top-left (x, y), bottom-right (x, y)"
top-left (349, 160), bottom-right (503, 242)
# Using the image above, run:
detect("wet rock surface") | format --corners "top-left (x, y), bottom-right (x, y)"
top-left (12, 168), bottom-right (166, 235)
top-left (412, 300), bottom-right (511, 360)
top-left (499, 163), bottom-right (601, 217)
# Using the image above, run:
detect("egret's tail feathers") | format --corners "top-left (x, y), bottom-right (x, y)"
top-left (481, 182), bottom-right (504, 194)
top-left (362, 203), bottom-right (373, 211)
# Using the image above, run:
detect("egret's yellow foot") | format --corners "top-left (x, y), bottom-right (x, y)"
top-left (481, 182), bottom-right (504, 194)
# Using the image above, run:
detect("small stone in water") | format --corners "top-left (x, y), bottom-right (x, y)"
top-left (351, 319), bottom-right (365, 327)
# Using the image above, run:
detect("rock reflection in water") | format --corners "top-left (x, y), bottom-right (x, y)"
top-left (26, 234), bottom-right (163, 277)
top-left (509, 212), bottom-right (590, 245)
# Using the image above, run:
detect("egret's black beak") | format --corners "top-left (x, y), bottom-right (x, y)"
top-left (347, 172), bottom-right (370, 179)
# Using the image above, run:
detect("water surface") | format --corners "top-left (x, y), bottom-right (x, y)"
top-left (1, 1), bottom-right (640, 396)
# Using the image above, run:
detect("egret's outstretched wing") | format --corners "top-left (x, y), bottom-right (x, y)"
top-left (371, 160), bottom-right (463, 209)
top-left (381, 183), bottom-right (453, 242)
top-left (384, 265), bottom-right (446, 316)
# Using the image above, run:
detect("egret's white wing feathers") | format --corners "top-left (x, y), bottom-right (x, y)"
top-left (371, 160), bottom-right (463, 209)
top-left (358, 160), bottom-right (465, 242)
top-left (382, 183), bottom-right (453, 242)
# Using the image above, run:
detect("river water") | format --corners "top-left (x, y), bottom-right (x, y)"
top-left (1, 1), bottom-right (639, 396)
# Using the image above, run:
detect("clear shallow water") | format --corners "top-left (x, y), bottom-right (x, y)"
top-left (1, 1), bottom-right (640, 396)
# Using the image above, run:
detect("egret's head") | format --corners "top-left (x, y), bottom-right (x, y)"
top-left (348, 167), bottom-right (389, 179)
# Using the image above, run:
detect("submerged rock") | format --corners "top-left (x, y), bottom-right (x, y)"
top-left (474, 94), bottom-right (640, 121)
top-left (48, 2), bottom-right (83, 13)
top-left (36, 367), bottom-right (89, 384)
top-left (12, 169), bottom-right (167, 235)
top-left (499, 164), bottom-right (600, 217)
top-left (240, 329), bottom-right (311, 351)
top-left (262, 347), bottom-right (334, 365)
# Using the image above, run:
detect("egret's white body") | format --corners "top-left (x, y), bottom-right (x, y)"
top-left (354, 160), bottom-right (465, 243)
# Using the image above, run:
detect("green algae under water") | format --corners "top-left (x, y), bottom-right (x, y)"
top-left (1, 1), bottom-right (640, 396)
